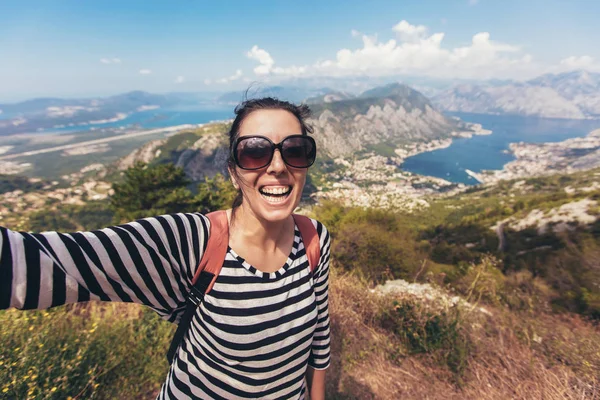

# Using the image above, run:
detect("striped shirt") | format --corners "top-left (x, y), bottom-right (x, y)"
top-left (0, 212), bottom-right (331, 399)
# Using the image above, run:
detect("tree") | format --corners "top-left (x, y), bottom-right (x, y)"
top-left (194, 173), bottom-right (237, 214)
top-left (110, 162), bottom-right (196, 223)
top-left (110, 162), bottom-right (238, 224)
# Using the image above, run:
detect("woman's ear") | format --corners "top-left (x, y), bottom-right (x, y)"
top-left (228, 167), bottom-right (240, 189)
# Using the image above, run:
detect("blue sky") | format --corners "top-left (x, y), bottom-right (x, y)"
top-left (1, 0), bottom-right (599, 101)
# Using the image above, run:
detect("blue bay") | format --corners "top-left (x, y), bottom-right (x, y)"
top-left (401, 112), bottom-right (600, 185)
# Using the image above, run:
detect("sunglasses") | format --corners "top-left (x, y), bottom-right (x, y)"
top-left (233, 135), bottom-right (317, 170)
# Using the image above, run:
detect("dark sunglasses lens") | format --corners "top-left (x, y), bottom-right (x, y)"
top-left (282, 137), bottom-right (316, 168)
top-left (236, 137), bottom-right (273, 169)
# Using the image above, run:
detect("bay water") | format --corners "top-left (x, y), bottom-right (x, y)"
top-left (401, 112), bottom-right (600, 185)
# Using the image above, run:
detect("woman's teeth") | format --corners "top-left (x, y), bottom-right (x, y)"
top-left (260, 186), bottom-right (291, 203)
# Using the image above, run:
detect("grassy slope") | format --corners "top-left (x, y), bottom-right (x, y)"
top-left (1, 266), bottom-right (597, 399)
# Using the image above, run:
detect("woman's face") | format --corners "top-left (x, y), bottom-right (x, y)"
top-left (231, 109), bottom-right (308, 223)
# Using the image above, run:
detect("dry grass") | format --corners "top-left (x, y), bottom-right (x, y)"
top-left (327, 267), bottom-right (600, 400)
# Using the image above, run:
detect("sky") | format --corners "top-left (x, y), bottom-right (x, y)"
top-left (1, 0), bottom-right (599, 102)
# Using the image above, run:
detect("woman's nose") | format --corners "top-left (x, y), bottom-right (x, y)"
top-left (266, 149), bottom-right (286, 174)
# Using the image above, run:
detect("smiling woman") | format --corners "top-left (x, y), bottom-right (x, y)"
top-left (0, 97), bottom-right (331, 400)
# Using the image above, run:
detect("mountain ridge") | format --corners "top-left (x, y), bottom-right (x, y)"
top-left (433, 70), bottom-right (600, 119)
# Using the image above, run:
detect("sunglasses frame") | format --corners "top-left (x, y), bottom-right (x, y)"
top-left (232, 134), bottom-right (317, 171)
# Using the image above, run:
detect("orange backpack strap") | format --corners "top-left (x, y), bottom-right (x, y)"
top-left (191, 210), bottom-right (229, 293)
top-left (167, 210), bottom-right (229, 364)
top-left (292, 214), bottom-right (321, 273)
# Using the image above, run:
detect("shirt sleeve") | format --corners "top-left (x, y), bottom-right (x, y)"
top-left (0, 212), bottom-right (209, 323)
top-left (308, 220), bottom-right (331, 370)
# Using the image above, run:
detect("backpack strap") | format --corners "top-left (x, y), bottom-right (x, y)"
top-left (292, 214), bottom-right (321, 273)
top-left (166, 210), bottom-right (228, 364)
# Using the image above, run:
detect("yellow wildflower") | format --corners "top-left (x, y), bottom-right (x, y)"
top-left (50, 386), bottom-right (57, 392)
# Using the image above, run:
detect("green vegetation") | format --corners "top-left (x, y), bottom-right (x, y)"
top-left (153, 124), bottom-right (229, 165)
top-left (23, 202), bottom-right (114, 232)
top-left (314, 167), bottom-right (600, 319)
top-left (0, 174), bottom-right (47, 195)
top-left (110, 162), bottom-right (236, 223)
top-left (110, 161), bottom-right (197, 223)
top-left (0, 304), bottom-right (172, 399)
top-left (364, 142), bottom-right (398, 158)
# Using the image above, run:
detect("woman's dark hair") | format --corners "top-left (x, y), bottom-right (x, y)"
top-left (227, 97), bottom-right (314, 210)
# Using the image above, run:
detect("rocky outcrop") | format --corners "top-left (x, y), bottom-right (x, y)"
top-left (174, 133), bottom-right (229, 181)
top-left (117, 138), bottom-right (167, 170)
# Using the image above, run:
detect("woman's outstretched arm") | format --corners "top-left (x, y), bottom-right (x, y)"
top-left (0, 212), bottom-right (209, 322)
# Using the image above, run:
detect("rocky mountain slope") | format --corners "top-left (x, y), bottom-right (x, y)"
top-left (308, 83), bottom-right (475, 158)
top-left (433, 70), bottom-right (600, 119)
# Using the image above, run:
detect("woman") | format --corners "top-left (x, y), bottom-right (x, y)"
top-left (0, 98), bottom-right (331, 400)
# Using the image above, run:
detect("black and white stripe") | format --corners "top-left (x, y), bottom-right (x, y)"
top-left (0, 212), bottom-right (331, 399)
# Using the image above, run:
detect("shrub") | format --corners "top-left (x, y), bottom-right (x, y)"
top-left (378, 298), bottom-right (470, 378)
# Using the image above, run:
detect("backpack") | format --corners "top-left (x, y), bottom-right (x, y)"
top-left (166, 210), bottom-right (321, 364)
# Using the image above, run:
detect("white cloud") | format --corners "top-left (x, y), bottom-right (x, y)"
top-left (559, 56), bottom-right (596, 70)
top-left (246, 45), bottom-right (275, 75)
top-left (309, 21), bottom-right (536, 80)
top-left (392, 20), bottom-right (427, 42)
top-left (174, 75), bottom-right (185, 84)
top-left (204, 78), bottom-right (212, 85)
top-left (216, 69), bottom-right (243, 84)
top-left (238, 20), bottom-right (596, 82)
top-left (246, 46), bottom-right (308, 78)
top-left (469, 0), bottom-right (479, 5)
top-left (100, 57), bottom-right (121, 64)
top-left (139, 69), bottom-right (152, 75)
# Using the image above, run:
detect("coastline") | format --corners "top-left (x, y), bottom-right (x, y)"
top-left (395, 121), bottom-right (493, 164)
top-left (471, 128), bottom-right (600, 184)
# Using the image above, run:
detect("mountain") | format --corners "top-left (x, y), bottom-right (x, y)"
top-left (0, 91), bottom-right (185, 136)
top-left (433, 70), bottom-right (600, 119)
top-left (114, 83), bottom-right (473, 185)
top-left (528, 70), bottom-right (600, 116)
top-left (308, 83), bottom-right (473, 158)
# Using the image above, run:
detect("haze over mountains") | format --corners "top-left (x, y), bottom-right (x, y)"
top-left (433, 70), bottom-right (600, 119)
top-left (1, 70), bottom-right (599, 139)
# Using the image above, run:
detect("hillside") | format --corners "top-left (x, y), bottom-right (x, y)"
top-left (1, 165), bottom-right (599, 398)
